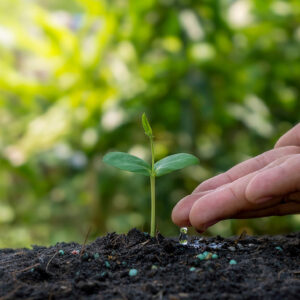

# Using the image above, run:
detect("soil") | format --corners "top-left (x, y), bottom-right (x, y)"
top-left (0, 229), bottom-right (300, 300)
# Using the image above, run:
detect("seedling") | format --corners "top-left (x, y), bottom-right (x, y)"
top-left (103, 113), bottom-right (199, 237)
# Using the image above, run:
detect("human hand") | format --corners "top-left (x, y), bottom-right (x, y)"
top-left (172, 124), bottom-right (300, 232)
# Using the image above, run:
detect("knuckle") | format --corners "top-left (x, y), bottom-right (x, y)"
top-left (227, 185), bottom-right (239, 202)
top-left (224, 171), bottom-right (234, 183)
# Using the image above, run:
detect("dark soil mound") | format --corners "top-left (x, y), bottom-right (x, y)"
top-left (1, 229), bottom-right (300, 299)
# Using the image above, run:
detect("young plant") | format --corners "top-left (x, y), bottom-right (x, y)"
top-left (103, 113), bottom-right (199, 237)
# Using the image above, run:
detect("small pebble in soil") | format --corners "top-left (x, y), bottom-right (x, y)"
top-left (129, 269), bottom-right (138, 277)
top-left (58, 250), bottom-right (65, 255)
top-left (179, 227), bottom-right (188, 245)
top-left (229, 259), bottom-right (237, 265)
top-left (275, 246), bottom-right (283, 252)
top-left (71, 250), bottom-right (80, 255)
top-left (76, 271), bottom-right (80, 276)
top-left (212, 254), bottom-right (218, 259)
top-left (122, 261), bottom-right (127, 266)
top-left (105, 261), bottom-right (111, 268)
top-left (189, 267), bottom-right (196, 271)
top-left (30, 268), bottom-right (34, 272)
top-left (151, 265), bottom-right (158, 270)
top-left (197, 251), bottom-right (210, 260)
top-left (228, 246), bottom-right (236, 252)
top-left (94, 253), bottom-right (100, 259)
top-left (197, 253), bottom-right (206, 260)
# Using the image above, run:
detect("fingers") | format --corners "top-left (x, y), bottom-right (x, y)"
top-left (172, 147), bottom-right (300, 231)
top-left (193, 146), bottom-right (300, 193)
top-left (275, 123), bottom-right (300, 148)
top-left (246, 154), bottom-right (300, 203)
top-left (172, 151), bottom-right (300, 228)
top-left (171, 191), bottom-right (210, 227)
top-left (187, 154), bottom-right (300, 231)
top-left (187, 171), bottom-right (268, 231)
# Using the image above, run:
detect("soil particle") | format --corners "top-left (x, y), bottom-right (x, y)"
top-left (0, 229), bottom-right (300, 299)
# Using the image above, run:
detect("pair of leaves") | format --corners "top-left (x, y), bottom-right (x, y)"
top-left (103, 152), bottom-right (199, 177)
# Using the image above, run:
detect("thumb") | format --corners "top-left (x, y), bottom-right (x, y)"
top-left (246, 154), bottom-right (300, 203)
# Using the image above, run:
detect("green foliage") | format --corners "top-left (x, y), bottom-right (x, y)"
top-left (103, 148), bottom-right (199, 178)
top-left (104, 115), bottom-right (198, 236)
top-left (154, 154), bottom-right (199, 177)
top-left (0, 0), bottom-right (300, 247)
top-left (103, 152), bottom-right (151, 176)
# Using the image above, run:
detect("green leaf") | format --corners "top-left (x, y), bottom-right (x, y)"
top-left (142, 113), bottom-right (153, 137)
top-left (103, 152), bottom-right (151, 176)
top-left (154, 153), bottom-right (199, 177)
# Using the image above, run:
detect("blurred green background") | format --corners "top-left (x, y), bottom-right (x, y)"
top-left (0, 0), bottom-right (300, 248)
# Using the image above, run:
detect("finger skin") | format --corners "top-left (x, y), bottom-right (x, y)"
top-left (171, 192), bottom-right (209, 226)
top-left (188, 171), bottom-right (266, 231)
top-left (193, 146), bottom-right (300, 193)
top-left (246, 154), bottom-right (300, 203)
top-left (188, 155), bottom-right (300, 231)
top-left (172, 148), bottom-right (300, 227)
top-left (275, 123), bottom-right (300, 148)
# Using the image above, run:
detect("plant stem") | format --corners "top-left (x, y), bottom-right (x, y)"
top-left (150, 135), bottom-right (155, 168)
top-left (149, 135), bottom-right (156, 237)
top-left (150, 175), bottom-right (155, 237)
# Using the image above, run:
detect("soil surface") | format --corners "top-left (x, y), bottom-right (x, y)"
top-left (0, 229), bottom-right (300, 299)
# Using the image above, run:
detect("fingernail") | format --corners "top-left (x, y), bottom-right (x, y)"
top-left (255, 196), bottom-right (273, 204)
